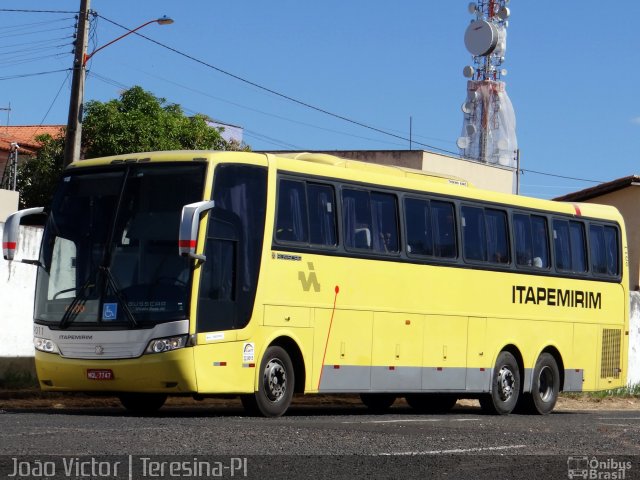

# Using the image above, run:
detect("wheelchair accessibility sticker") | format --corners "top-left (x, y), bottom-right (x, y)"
top-left (102, 303), bottom-right (118, 321)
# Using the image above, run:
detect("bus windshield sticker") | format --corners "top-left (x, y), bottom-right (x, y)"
top-left (102, 303), bottom-right (118, 321)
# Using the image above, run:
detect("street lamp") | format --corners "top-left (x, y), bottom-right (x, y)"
top-left (63, 8), bottom-right (174, 167)
top-left (83, 16), bottom-right (174, 66)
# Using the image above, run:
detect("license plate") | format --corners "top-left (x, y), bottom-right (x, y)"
top-left (87, 369), bottom-right (114, 380)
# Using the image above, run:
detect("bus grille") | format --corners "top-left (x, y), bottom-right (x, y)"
top-left (601, 328), bottom-right (622, 379)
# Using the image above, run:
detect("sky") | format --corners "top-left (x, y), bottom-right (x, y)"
top-left (1, 1), bottom-right (639, 199)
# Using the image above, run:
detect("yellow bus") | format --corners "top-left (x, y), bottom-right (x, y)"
top-left (3, 150), bottom-right (628, 417)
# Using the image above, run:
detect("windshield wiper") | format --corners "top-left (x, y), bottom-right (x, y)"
top-left (100, 265), bottom-right (138, 328)
top-left (58, 277), bottom-right (94, 329)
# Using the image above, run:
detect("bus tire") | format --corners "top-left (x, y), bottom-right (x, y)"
top-left (252, 346), bottom-right (295, 417)
top-left (479, 351), bottom-right (520, 415)
top-left (405, 394), bottom-right (457, 413)
top-left (119, 393), bottom-right (167, 414)
top-left (360, 393), bottom-right (396, 413)
top-left (520, 353), bottom-right (560, 415)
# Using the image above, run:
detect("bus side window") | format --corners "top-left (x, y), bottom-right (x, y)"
top-left (603, 226), bottom-right (619, 276)
top-left (515, 214), bottom-right (549, 268)
top-left (590, 224), bottom-right (620, 277)
top-left (485, 209), bottom-right (509, 264)
top-left (371, 192), bottom-right (399, 253)
top-left (554, 219), bottom-right (587, 273)
top-left (276, 179), bottom-right (308, 243)
top-left (343, 189), bottom-right (372, 251)
top-left (462, 206), bottom-right (486, 262)
top-left (432, 201), bottom-right (456, 258)
top-left (404, 197), bottom-right (433, 256)
top-left (308, 183), bottom-right (337, 247)
top-left (589, 225), bottom-right (607, 274)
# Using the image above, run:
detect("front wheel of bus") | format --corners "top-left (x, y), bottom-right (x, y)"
top-left (251, 346), bottom-right (295, 418)
top-left (520, 353), bottom-right (560, 415)
top-left (119, 393), bottom-right (167, 414)
top-left (480, 351), bottom-right (520, 415)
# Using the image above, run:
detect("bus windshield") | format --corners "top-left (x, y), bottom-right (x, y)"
top-left (34, 163), bottom-right (206, 328)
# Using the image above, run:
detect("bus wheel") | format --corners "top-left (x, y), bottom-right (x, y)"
top-left (360, 393), bottom-right (396, 413)
top-left (405, 394), bottom-right (457, 413)
top-left (520, 353), bottom-right (560, 415)
top-left (252, 346), bottom-right (295, 418)
top-left (480, 351), bottom-right (520, 415)
top-left (119, 393), bottom-right (167, 414)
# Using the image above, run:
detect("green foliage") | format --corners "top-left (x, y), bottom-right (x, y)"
top-left (562, 384), bottom-right (640, 399)
top-left (16, 133), bottom-right (64, 209)
top-left (82, 86), bottom-right (244, 158)
top-left (17, 86), bottom-right (250, 208)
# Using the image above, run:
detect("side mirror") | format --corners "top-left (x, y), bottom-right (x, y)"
top-left (3, 207), bottom-right (45, 261)
top-left (178, 201), bottom-right (215, 261)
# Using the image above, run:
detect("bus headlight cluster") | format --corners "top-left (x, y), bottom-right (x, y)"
top-left (145, 335), bottom-right (188, 354)
top-left (34, 337), bottom-right (59, 354)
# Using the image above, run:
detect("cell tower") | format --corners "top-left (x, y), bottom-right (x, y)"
top-left (457, 0), bottom-right (517, 167)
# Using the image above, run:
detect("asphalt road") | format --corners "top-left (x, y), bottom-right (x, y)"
top-left (1, 399), bottom-right (639, 479)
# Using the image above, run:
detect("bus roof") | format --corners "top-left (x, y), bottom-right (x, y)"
top-left (67, 150), bottom-right (623, 224)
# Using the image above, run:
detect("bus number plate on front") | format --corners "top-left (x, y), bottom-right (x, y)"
top-left (87, 369), bottom-right (114, 380)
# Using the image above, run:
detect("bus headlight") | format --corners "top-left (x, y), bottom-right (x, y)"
top-left (145, 335), bottom-right (188, 354)
top-left (34, 337), bottom-right (59, 354)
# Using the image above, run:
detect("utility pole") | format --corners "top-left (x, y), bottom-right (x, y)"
top-left (63, 0), bottom-right (90, 167)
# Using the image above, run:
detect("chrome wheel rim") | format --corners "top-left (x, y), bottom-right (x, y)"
top-left (537, 365), bottom-right (554, 402)
top-left (264, 358), bottom-right (287, 402)
top-left (497, 365), bottom-right (515, 401)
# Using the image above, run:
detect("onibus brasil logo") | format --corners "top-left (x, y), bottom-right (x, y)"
top-left (567, 456), bottom-right (631, 479)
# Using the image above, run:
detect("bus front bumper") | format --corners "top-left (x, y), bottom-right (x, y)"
top-left (35, 348), bottom-right (197, 393)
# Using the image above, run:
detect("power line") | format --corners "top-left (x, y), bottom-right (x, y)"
top-left (97, 14), bottom-right (457, 156)
top-left (0, 8), bottom-right (78, 14)
top-left (38, 69), bottom-right (72, 126)
top-left (520, 168), bottom-right (603, 184)
top-left (0, 68), bottom-right (69, 81)
top-left (90, 66), bottom-right (407, 148)
top-left (90, 14), bottom-right (609, 186)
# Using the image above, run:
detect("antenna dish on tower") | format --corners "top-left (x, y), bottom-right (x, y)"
top-left (464, 20), bottom-right (499, 56)
top-left (463, 65), bottom-right (475, 78)
top-left (497, 6), bottom-right (510, 20)
top-left (467, 2), bottom-right (477, 14)
top-left (457, 136), bottom-right (470, 149)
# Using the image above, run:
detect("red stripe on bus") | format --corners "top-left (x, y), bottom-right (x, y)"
top-left (573, 204), bottom-right (582, 216)
top-left (179, 240), bottom-right (196, 248)
top-left (3, 242), bottom-right (16, 249)
top-left (318, 285), bottom-right (341, 389)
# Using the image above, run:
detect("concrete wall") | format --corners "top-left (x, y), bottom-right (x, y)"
top-left (0, 189), bottom-right (19, 222)
top-left (0, 223), bottom-right (41, 377)
top-left (421, 151), bottom-right (515, 194)
top-left (318, 150), bottom-right (515, 194)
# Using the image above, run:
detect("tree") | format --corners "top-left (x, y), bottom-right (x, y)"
top-left (82, 86), bottom-right (243, 158)
top-left (16, 133), bottom-right (64, 209)
top-left (17, 86), bottom-right (249, 208)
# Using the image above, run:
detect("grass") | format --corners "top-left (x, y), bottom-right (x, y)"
top-left (562, 383), bottom-right (640, 400)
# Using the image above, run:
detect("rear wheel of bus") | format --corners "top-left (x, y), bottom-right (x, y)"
top-left (519, 352), bottom-right (560, 415)
top-left (119, 393), bottom-right (167, 414)
top-left (480, 351), bottom-right (520, 415)
top-left (242, 346), bottom-right (294, 418)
